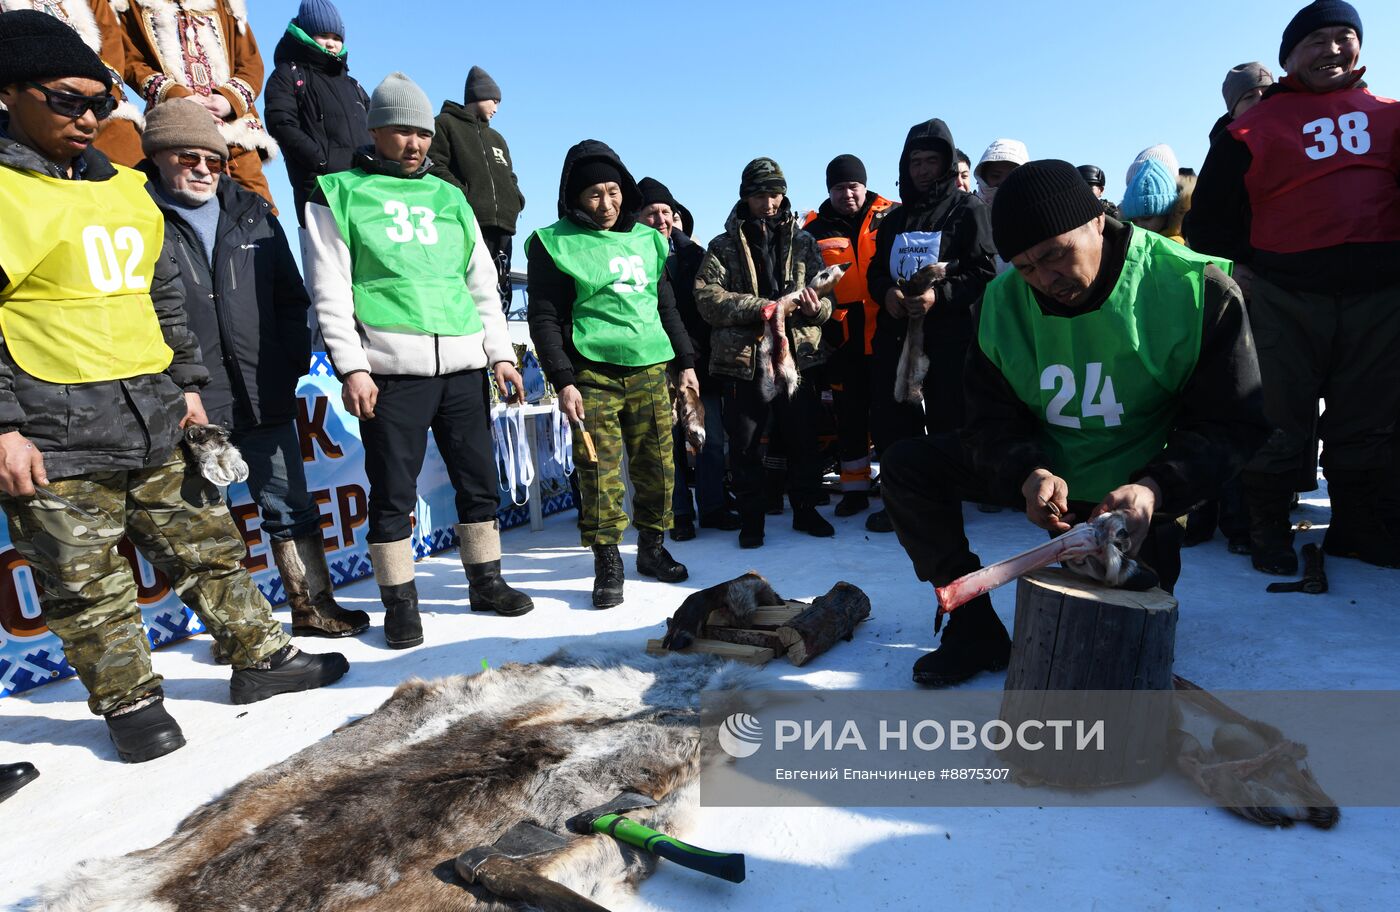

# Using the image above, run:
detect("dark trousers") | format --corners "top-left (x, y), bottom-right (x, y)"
top-left (723, 375), bottom-right (823, 511)
top-left (830, 341), bottom-right (873, 490)
top-left (869, 306), bottom-right (975, 455)
top-left (880, 434), bottom-right (1183, 594)
top-left (673, 390), bottom-right (726, 520)
top-left (360, 369), bottom-right (499, 543)
top-left (1248, 276), bottom-right (1400, 485)
top-left (231, 420), bottom-right (321, 542)
top-left (481, 227), bottom-right (514, 310)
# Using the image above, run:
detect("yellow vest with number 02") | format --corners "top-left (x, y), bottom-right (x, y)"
top-left (0, 164), bottom-right (172, 384)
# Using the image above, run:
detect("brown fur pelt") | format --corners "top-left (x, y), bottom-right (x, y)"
top-left (757, 263), bottom-right (847, 402)
top-left (668, 369), bottom-right (706, 453)
top-left (34, 646), bottom-right (750, 911)
top-left (893, 262), bottom-right (946, 405)
top-left (662, 571), bottom-right (785, 650)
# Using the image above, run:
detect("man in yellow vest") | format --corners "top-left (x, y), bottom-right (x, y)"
top-left (0, 10), bottom-right (347, 763)
top-left (882, 160), bottom-right (1267, 687)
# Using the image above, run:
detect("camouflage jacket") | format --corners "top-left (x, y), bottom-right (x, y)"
top-left (0, 129), bottom-right (208, 480)
top-left (695, 203), bottom-right (832, 382)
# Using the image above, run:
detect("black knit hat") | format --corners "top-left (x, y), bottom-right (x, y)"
top-left (464, 65), bottom-right (501, 103)
top-left (825, 154), bottom-right (867, 189)
top-left (567, 158), bottom-right (623, 203)
top-left (637, 176), bottom-right (680, 210)
top-left (1077, 164), bottom-right (1106, 188)
top-left (1279, 0), bottom-right (1362, 67)
top-left (991, 160), bottom-right (1106, 261)
top-left (0, 10), bottom-right (113, 91)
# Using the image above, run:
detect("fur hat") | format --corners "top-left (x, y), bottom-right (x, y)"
top-left (1280, 0), bottom-right (1362, 67)
top-left (0, 9), bottom-right (112, 91)
top-left (142, 98), bottom-right (229, 158)
top-left (1119, 159), bottom-right (1178, 220)
top-left (368, 72), bottom-right (434, 134)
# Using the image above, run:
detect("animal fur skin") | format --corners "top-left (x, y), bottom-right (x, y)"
top-left (32, 645), bottom-right (751, 912)
top-left (182, 424), bottom-right (249, 486)
top-left (663, 571), bottom-right (784, 649)
top-left (668, 371), bottom-right (706, 453)
top-left (893, 262), bottom-right (945, 405)
top-left (757, 263), bottom-right (847, 402)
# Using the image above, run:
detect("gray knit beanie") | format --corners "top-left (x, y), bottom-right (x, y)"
top-left (367, 72), bottom-right (434, 134)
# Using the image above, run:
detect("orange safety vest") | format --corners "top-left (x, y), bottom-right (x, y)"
top-left (804, 194), bottom-right (894, 355)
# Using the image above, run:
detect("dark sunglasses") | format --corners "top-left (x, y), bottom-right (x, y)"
top-left (174, 150), bottom-right (227, 174)
top-left (24, 81), bottom-right (117, 121)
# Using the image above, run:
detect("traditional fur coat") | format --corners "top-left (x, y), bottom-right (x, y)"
top-left (119, 0), bottom-right (277, 155)
top-left (0, 1), bottom-right (145, 164)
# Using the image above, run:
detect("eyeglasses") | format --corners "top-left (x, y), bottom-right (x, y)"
top-left (23, 82), bottom-right (116, 121)
top-left (174, 150), bottom-right (227, 174)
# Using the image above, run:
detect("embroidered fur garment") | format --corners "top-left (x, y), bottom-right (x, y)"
top-left (33, 647), bottom-right (746, 912)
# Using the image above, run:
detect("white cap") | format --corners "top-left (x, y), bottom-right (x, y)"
top-left (975, 139), bottom-right (1030, 180)
top-left (1125, 144), bottom-right (1180, 189)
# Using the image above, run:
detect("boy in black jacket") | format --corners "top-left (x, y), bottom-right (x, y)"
top-left (263, 0), bottom-right (370, 227)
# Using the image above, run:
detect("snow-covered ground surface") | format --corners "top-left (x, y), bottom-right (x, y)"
top-left (3, 484), bottom-right (1398, 910)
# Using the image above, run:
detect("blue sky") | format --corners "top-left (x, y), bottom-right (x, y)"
top-left (247, 0), bottom-right (1400, 245)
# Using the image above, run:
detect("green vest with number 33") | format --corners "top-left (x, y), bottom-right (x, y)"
top-left (317, 169), bottom-right (482, 336)
top-left (527, 220), bottom-right (674, 366)
top-left (978, 229), bottom-right (1229, 502)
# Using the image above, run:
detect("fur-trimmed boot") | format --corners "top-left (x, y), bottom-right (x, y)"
top-left (370, 540), bottom-right (422, 648)
top-left (637, 529), bottom-right (688, 582)
top-left (271, 537), bottom-right (370, 638)
top-left (457, 521), bottom-right (534, 616)
top-left (592, 544), bottom-right (625, 608)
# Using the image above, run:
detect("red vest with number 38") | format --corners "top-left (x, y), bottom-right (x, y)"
top-left (1230, 86), bottom-right (1400, 254)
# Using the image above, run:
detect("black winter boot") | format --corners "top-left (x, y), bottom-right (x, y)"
top-left (739, 504), bottom-right (765, 549)
top-left (1323, 470), bottom-right (1400, 568)
top-left (671, 517), bottom-right (697, 541)
top-left (0, 762), bottom-right (38, 802)
top-left (1245, 475), bottom-right (1298, 575)
top-left (592, 545), bottom-right (625, 608)
top-left (637, 530), bottom-right (688, 582)
top-left (834, 492), bottom-right (869, 517)
top-left (865, 509), bottom-right (894, 533)
top-left (700, 509), bottom-right (742, 531)
top-left (792, 505), bottom-right (835, 537)
top-left (230, 644), bottom-right (349, 704)
top-left (912, 594), bottom-right (1011, 687)
top-left (105, 694), bottom-right (185, 763)
top-left (466, 560), bottom-right (536, 616)
top-left (381, 582), bottom-right (423, 648)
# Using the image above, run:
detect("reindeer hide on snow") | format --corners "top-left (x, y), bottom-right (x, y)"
top-left (33, 647), bottom-right (751, 912)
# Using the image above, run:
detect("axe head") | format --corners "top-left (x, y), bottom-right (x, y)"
top-left (565, 791), bottom-right (659, 834)
top-left (456, 820), bottom-right (571, 882)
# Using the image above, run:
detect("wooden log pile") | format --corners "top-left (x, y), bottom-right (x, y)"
top-left (648, 575), bottom-right (870, 667)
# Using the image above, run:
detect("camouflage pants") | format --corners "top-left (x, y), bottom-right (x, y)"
top-left (0, 454), bottom-right (289, 715)
top-left (574, 364), bottom-right (674, 546)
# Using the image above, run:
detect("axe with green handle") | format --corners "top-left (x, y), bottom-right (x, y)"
top-left (564, 792), bottom-right (746, 884)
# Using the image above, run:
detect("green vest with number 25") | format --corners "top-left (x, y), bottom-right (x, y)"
top-left (528, 220), bottom-right (674, 366)
top-left (317, 169), bottom-right (482, 336)
top-left (978, 229), bottom-right (1229, 502)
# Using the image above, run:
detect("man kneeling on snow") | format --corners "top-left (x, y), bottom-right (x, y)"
top-left (882, 159), bottom-right (1268, 687)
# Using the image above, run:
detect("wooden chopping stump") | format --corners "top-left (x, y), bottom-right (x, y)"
top-left (998, 568), bottom-right (1178, 788)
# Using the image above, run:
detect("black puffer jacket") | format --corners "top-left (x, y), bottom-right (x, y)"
top-left (143, 163), bottom-right (312, 430)
top-left (263, 23), bottom-right (370, 226)
top-left (0, 125), bottom-right (207, 479)
top-left (525, 140), bottom-right (694, 389)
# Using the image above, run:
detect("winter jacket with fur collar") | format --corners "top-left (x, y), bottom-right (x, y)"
top-left (694, 200), bottom-right (832, 382)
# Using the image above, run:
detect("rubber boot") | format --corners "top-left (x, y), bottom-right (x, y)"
top-left (1244, 474), bottom-right (1297, 575)
top-left (911, 593), bottom-right (1011, 687)
top-left (1323, 470), bottom-right (1400, 568)
top-left (370, 540), bottom-right (422, 647)
top-left (592, 544), bottom-right (625, 608)
top-left (104, 693), bottom-right (185, 763)
top-left (457, 521), bottom-right (534, 616)
top-left (637, 530), bottom-right (688, 582)
top-left (272, 537), bottom-right (370, 637)
top-left (229, 643), bottom-right (349, 705)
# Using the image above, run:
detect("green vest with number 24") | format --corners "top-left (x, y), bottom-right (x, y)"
top-left (317, 169), bottom-right (482, 336)
top-left (978, 229), bottom-right (1229, 502)
top-left (528, 220), bottom-right (674, 366)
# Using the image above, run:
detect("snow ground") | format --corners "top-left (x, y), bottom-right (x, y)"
top-left (3, 486), bottom-right (1398, 910)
